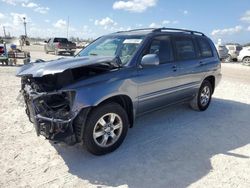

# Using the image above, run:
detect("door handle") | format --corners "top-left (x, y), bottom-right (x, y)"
top-left (172, 65), bottom-right (177, 72)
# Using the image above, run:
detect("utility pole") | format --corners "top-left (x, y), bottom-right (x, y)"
top-left (3, 26), bottom-right (6, 38)
top-left (67, 16), bottom-right (69, 39)
top-left (23, 17), bottom-right (27, 37)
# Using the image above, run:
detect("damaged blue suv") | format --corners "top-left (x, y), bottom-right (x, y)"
top-left (17, 28), bottom-right (221, 155)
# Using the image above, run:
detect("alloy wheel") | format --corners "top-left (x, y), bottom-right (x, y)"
top-left (93, 113), bottom-right (123, 148)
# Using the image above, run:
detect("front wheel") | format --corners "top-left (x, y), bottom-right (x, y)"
top-left (190, 80), bottom-right (212, 111)
top-left (83, 103), bottom-right (129, 155)
top-left (225, 55), bottom-right (232, 63)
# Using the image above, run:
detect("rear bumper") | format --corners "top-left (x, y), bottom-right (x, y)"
top-left (57, 48), bottom-right (76, 53)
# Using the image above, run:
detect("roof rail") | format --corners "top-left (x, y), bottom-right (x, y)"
top-left (153, 28), bottom-right (205, 36)
top-left (116, 28), bottom-right (156, 33)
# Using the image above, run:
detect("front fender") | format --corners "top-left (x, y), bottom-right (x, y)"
top-left (70, 78), bottom-right (138, 115)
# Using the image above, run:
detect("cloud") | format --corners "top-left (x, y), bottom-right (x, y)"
top-left (1, 0), bottom-right (28, 6)
top-left (211, 25), bottom-right (243, 36)
top-left (95, 17), bottom-right (117, 29)
top-left (21, 1), bottom-right (49, 14)
top-left (113, 0), bottom-right (157, 13)
top-left (22, 2), bottom-right (37, 8)
top-left (10, 12), bottom-right (27, 26)
top-left (240, 10), bottom-right (250, 23)
top-left (53, 19), bottom-right (67, 29)
top-left (44, 19), bottom-right (50, 23)
top-left (34, 6), bottom-right (49, 14)
top-left (162, 20), bottom-right (170, 25)
top-left (183, 10), bottom-right (188, 15)
top-left (0, 12), bottom-right (5, 20)
top-left (149, 22), bottom-right (160, 28)
top-left (149, 20), bottom-right (179, 28)
top-left (3, 0), bottom-right (49, 14)
top-left (248, 26), bottom-right (250, 31)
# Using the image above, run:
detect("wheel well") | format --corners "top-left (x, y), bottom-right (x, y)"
top-left (98, 95), bottom-right (134, 127)
top-left (204, 76), bottom-right (215, 94)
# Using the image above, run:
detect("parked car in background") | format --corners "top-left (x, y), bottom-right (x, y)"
top-left (0, 43), bottom-right (8, 65)
top-left (225, 44), bottom-right (242, 62)
top-left (44, 37), bottom-right (76, 56)
top-left (0, 45), bottom-right (5, 56)
top-left (215, 44), bottom-right (228, 61)
top-left (17, 28), bottom-right (221, 155)
top-left (238, 46), bottom-right (250, 65)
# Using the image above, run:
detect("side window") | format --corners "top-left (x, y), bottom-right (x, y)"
top-left (197, 38), bottom-right (213, 58)
top-left (147, 36), bottom-right (173, 64)
top-left (174, 37), bottom-right (196, 60)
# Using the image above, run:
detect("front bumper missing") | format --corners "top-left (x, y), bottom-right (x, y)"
top-left (23, 85), bottom-right (77, 145)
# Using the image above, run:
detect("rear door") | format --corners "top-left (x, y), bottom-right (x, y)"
top-left (172, 36), bottom-right (203, 97)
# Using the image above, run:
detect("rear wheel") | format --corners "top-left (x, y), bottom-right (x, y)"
top-left (225, 54), bottom-right (232, 63)
top-left (55, 49), bottom-right (59, 55)
top-left (190, 80), bottom-right (212, 111)
top-left (44, 46), bottom-right (49, 54)
top-left (82, 103), bottom-right (129, 155)
top-left (243, 57), bottom-right (250, 65)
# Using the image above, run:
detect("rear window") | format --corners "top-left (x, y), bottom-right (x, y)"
top-left (197, 38), bottom-right (213, 58)
top-left (236, 46), bottom-right (242, 51)
top-left (174, 37), bottom-right (196, 60)
top-left (54, 38), bottom-right (68, 43)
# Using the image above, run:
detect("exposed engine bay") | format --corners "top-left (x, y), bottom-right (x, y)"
top-left (20, 62), bottom-right (118, 144)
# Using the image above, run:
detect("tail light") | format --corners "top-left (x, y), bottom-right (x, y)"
top-left (57, 43), bottom-right (61, 48)
top-left (0, 47), bottom-right (4, 53)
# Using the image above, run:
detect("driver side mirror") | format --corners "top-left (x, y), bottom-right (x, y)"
top-left (141, 54), bottom-right (160, 66)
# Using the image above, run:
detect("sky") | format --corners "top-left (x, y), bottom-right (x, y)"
top-left (0, 0), bottom-right (250, 44)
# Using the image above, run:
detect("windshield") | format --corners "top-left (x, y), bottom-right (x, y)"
top-left (77, 35), bottom-right (145, 65)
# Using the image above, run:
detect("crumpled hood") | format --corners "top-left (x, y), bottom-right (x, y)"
top-left (16, 56), bottom-right (116, 77)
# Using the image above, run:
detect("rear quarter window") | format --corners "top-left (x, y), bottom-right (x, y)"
top-left (197, 37), bottom-right (213, 58)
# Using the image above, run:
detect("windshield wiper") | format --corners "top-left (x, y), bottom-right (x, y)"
top-left (89, 53), bottom-right (98, 56)
top-left (103, 56), bottom-right (122, 68)
top-left (112, 56), bottom-right (122, 68)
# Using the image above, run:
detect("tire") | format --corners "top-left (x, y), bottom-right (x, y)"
top-left (44, 46), bottom-right (49, 54)
top-left (190, 80), bottom-right (212, 111)
top-left (82, 103), bottom-right (129, 155)
top-left (242, 57), bottom-right (250, 65)
top-left (55, 49), bottom-right (58, 55)
top-left (225, 55), bottom-right (231, 63)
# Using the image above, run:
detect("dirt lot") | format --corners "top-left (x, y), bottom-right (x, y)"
top-left (0, 46), bottom-right (250, 188)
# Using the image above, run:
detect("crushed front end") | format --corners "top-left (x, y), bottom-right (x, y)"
top-left (21, 77), bottom-right (77, 145)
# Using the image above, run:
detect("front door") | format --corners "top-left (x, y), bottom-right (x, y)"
top-left (136, 35), bottom-right (181, 114)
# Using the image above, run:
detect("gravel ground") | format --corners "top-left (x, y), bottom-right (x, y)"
top-left (0, 46), bottom-right (250, 188)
